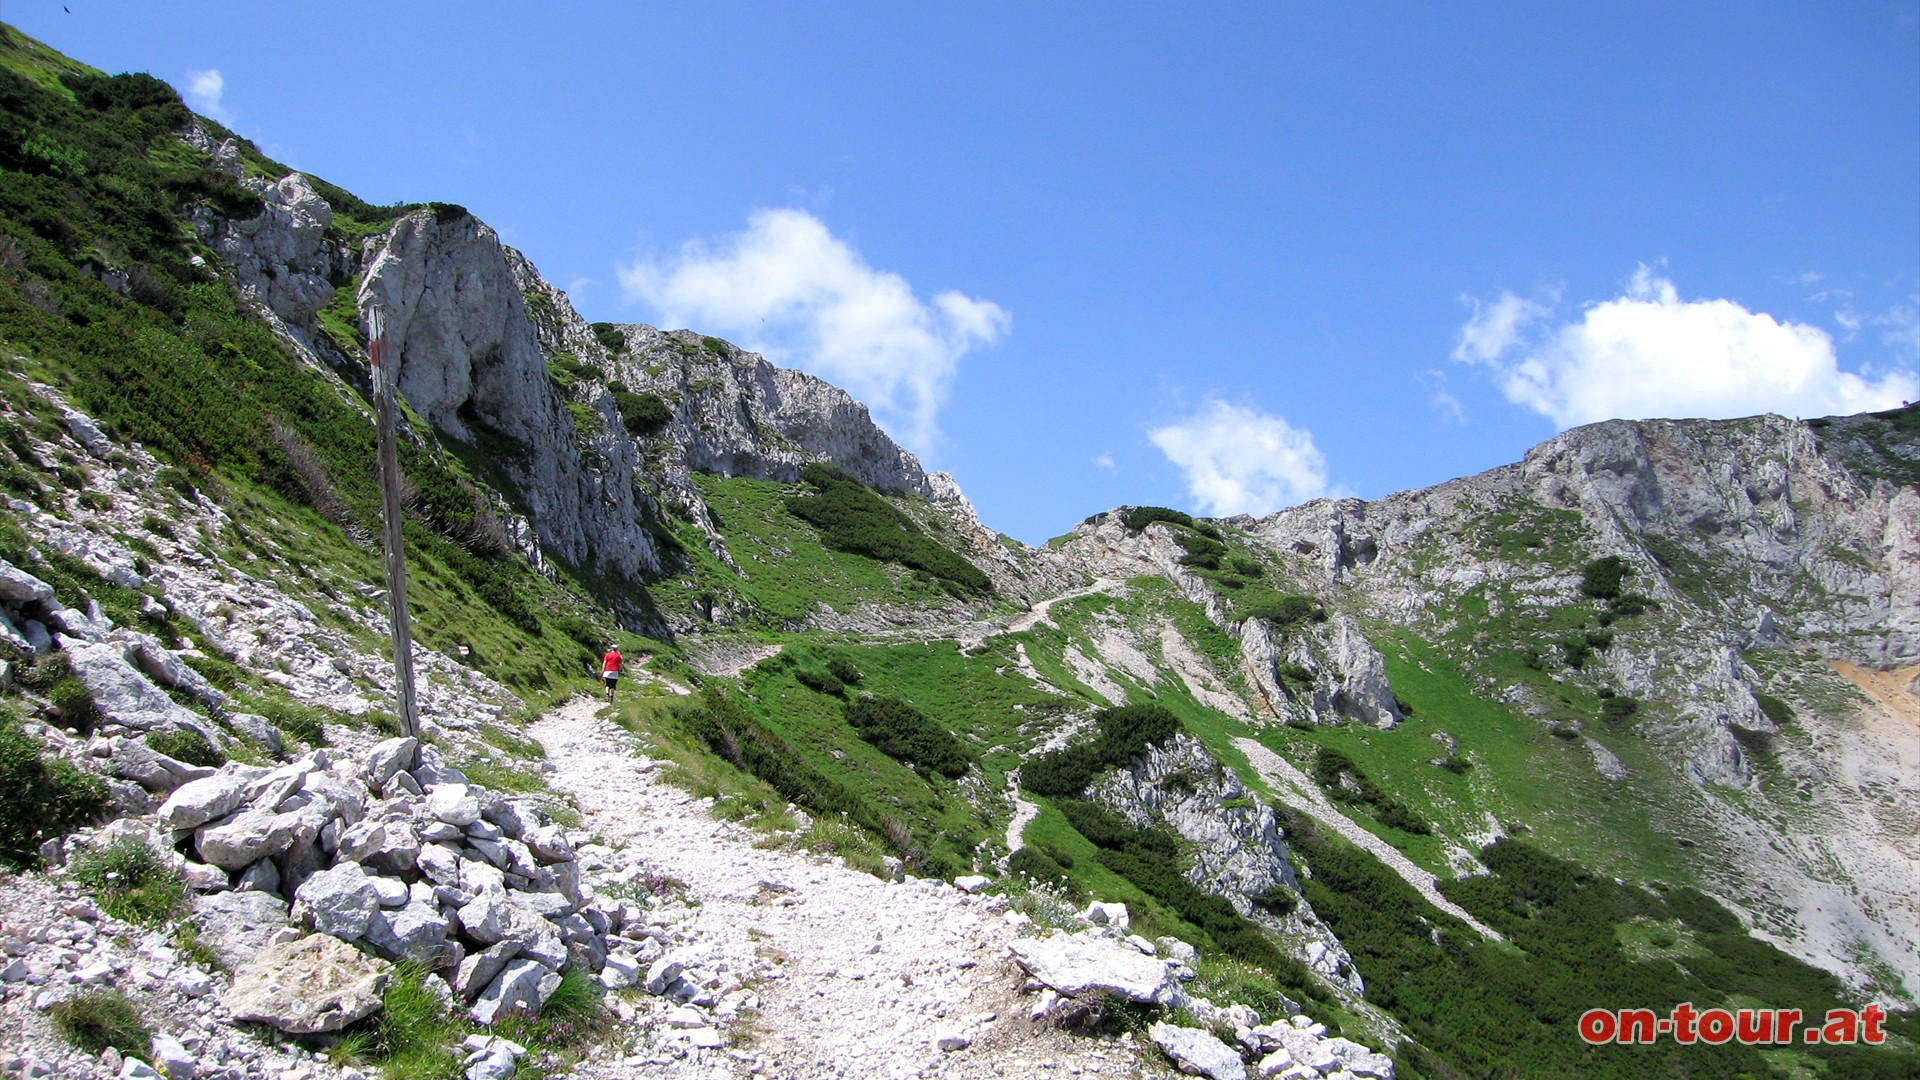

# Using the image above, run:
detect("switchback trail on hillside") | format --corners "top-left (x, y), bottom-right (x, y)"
top-left (528, 698), bottom-right (1159, 1080)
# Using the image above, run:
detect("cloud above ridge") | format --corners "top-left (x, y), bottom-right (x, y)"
top-left (1148, 399), bottom-right (1335, 517)
top-left (183, 69), bottom-right (234, 125)
top-left (618, 208), bottom-right (1009, 452)
top-left (1454, 266), bottom-right (1916, 429)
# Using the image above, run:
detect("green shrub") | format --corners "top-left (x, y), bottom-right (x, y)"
top-left (48, 675), bottom-right (99, 730)
top-left (826, 656), bottom-right (863, 685)
top-left (69, 836), bottom-right (186, 926)
top-left (1753, 691), bottom-right (1795, 727)
top-left (794, 667), bottom-right (845, 696)
top-left (1120, 505), bottom-right (1195, 532)
top-left (1226, 555), bottom-right (1265, 579)
top-left (147, 727), bottom-right (223, 767)
top-left (843, 695), bottom-right (971, 778)
top-left (1558, 635), bottom-right (1591, 670)
top-left (785, 464), bottom-right (989, 597)
top-left (49, 990), bottom-right (150, 1057)
top-left (1600, 696), bottom-right (1640, 725)
top-left (590, 321), bottom-right (627, 354)
top-left (611, 389), bottom-right (671, 437)
top-left (1580, 555), bottom-right (1632, 600)
top-left (1008, 845), bottom-right (1078, 893)
top-left (1023, 703), bottom-right (1182, 797)
top-left (546, 351), bottom-right (601, 391)
top-left (1173, 530), bottom-right (1227, 569)
top-left (1242, 593), bottom-right (1324, 628)
top-left (1608, 593), bottom-right (1656, 618)
top-left (683, 687), bottom-right (867, 824)
top-left (0, 710), bottom-right (107, 867)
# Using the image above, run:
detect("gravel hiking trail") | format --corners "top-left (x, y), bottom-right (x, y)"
top-left (529, 697), bottom-right (1159, 1080)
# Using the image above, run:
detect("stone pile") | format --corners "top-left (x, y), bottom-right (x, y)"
top-left (111, 734), bottom-right (688, 1034)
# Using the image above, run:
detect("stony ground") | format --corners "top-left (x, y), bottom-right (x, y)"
top-left (530, 697), bottom-right (1165, 1080)
top-left (0, 871), bottom-right (363, 1080)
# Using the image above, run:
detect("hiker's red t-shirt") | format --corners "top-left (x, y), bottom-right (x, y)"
top-left (602, 651), bottom-right (622, 675)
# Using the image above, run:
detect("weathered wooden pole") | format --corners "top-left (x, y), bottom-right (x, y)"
top-left (367, 306), bottom-right (421, 767)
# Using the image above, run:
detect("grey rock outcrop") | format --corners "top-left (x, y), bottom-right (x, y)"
top-left (1089, 736), bottom-right (1360, 993)
top-left (188, 890), bottom-right (291, 969)
top-left (615, 325), bottom-right (939, 500)
top-left (62, 641), bottom-right (224, 748)
top-left (222, 934), bottom-right (392, 1034)
top-left (469, 958), bottom-right (560, 1025)
top-left (1008, 933), bottom-right (1182, 1005)
top-left (1149, 1022), bottom-right (1247, 1080)
top-left (358, 211), bottom-right (662, 583)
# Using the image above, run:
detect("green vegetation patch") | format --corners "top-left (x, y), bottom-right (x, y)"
top-left (0, 705), bottom-right (107, 867)
top-left (1023, 702), bottom-right (1182, 797)
top-left (1311, 747), bottom-right (1430, 835)
top-left (1291, 819), bottom-right (1920, 1078)
top-left (785, 464), bottom-right (990, 597)
top-left (69, 835), bottom-right (187, 926)
top-left (843, 694), bottom-right (972, 778)
top-left (49, 989), bottom-right (151, 1057)
top-left (610, 388), bottom-right (671, 437)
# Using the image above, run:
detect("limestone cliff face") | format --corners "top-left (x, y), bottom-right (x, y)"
top-left (192, 151), bottom-right (663, 585)
top-left (609, 324), bottom-right (1065, 608)
top-left (353, 211), bottom-right (661, 581)
top-left (1089, 735), bottom-right (1362, 994)
top-left (612, 325), bottom-right (937, 500)
top-left (1252, 414), bottom-right (1918, 670)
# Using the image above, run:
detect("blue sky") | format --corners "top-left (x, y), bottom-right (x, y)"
top-left (13, 2), bottom-right (1920, 543)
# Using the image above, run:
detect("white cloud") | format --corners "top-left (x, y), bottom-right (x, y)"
top-left (1148, 399), bottom-right (1334, 517)
top-left (617, 208), bottom-right (1009, 451)
top-left (1453, 266), bottom-right (1918, 428)
top-left (1092, 452), bottom-right (1116, 471)
top-left (183, 69), bottom-right (234, 125)
top-left (1416, 369), bottom-right (1466, 424)
top-left (1880, 295), bottom-right (1920, 360)
top-left (1451, 290), bottom-right (1553, 365)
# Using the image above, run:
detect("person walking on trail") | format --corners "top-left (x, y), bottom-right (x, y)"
top-left (601, 645), bottom-right (622, 702)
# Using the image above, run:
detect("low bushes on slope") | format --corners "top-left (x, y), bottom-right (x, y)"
top-left (1285, 812), bottom-right (1920, 1079)
top-left (784, 464), bottom-right (990, 597)
top-left (0, 49), bottom-right (632, 699)
top-left (842, 694), bottom-right (972, 778)
top-left (1311, 747), bottom-right (1430, 835)
top-left (677, 686), bottom-right (963, 876)
top-left (1022, 702), bottom-right (1183, 797)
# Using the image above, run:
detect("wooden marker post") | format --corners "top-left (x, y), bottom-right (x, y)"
top-left (368, 306), bottom-right (421, 768)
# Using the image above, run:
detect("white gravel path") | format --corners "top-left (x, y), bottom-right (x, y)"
top-left (1002, 774), bottom-right (1040, 858)
top-left (530, 698), bottom-right (1160, 1080)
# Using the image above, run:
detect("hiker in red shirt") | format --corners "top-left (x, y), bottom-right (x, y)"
top-left (601, 645), bottom-right (622, 702)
